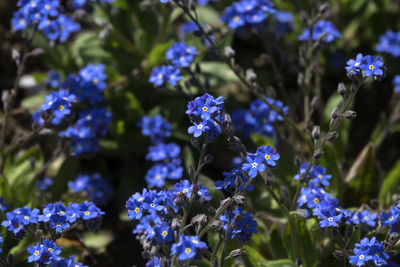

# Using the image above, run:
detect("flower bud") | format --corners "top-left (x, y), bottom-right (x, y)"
top-left (233, 195), bottom-right (246, 205)
top-left (224, 46), bottom-right (235, 58)
top-left (343, 110), bottom-right (357, 120)
top-left (311, 126), bottom-right (320, 140)
top-left (294, 209), bottom-right (308, 218)
top-left (311, 96), bottom-right (320, 111)
top-left (191, 214), bottom-right (207, 226)
top-left (326, 132), bottom-right (339, 142)
top-left (279, 186), bottom-right (289, 204)
top-left (331, 107), bottom-right (338, 120)
top-left (229, 248), bottom-right (245, 258)
top-left (246, 68), bottom-right (257, 82)
top-left (204, 154), bottom-right (213, 165)
top-left (294, 155), bottom-right (302, 169)
top-left (332, 250), bottom-right (344, 260)
top-left (313, 150), bottom-right (323, 160)
top-left (338, 83), bottom-right (346, 96)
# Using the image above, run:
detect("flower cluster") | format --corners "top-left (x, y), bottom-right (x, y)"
top-left (68, 173), bottom-right (113, 205)
top-left (12, 0), bottom-right (80, 42)
top-left (171, 235), bottom-right (207, 261)
top-left (298, 20), bottom-right (341, 43)
top-left (40, 90), bottom-right (77, 125)
top-left (346, 53), bottom-right (385, 79)
top-left (221, 0), bottom-right (276, 30)
top-left (296, 164), bottom-right (380, 229)
top-left (27, 239), bottom-right (62, 265)
top-left (231, 97), bottom-right (288, 138)
top-left (126, 181), bottom-right (210, 264)
top-left (294, 163), bottom-right (332, 186)
top-left (349, 237), bottom-right (389, 266)
top-left (220, 208), bottom-right (257, 241)
top-left (51, 255), bottom-right (86, 267)
top-left (393, 75), bottom-right (400, 94)
top-left (138, 115), bottom-right (183, 188)
top-left (149, 42), bottom-right (199, 87)
top-left (215, 168), bottom-right (254, 192)
top-left (186, 93), bottom-right (224, 140)
top-left (381, 202), bottom-right (400, 234)
top-left (376, 30), bottom-right (400, 57)
top-left (1, 201), bottom-right (104, 238)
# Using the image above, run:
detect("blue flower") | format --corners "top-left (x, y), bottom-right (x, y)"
top-left (188, 121), bottom-right (210, 137)
top-left (376, 30), bottom-right (400, 57)
top-left (138, 115), bottom-right (172, 144)
top-left (346, 53), bottom-right (364, 71)
top-left (170, 235), bottom-right (207, 261)
top-left (68, 173), bottom-right (113, 205)
top-left (294, 163), bottom-right (332, 187)
top-left (220, 208), bottom-right (257, 241)
top-left (221, 0), bottom-right (276, 30)
top-left (256, 146), bottom-right (279, 167)
top-left (393, 75), bottom-right (400, 94)
top-left (166, 42), bottom-right (199, 68)
top-left (154, 222), bottom-right (174, 243)
top-left (27, 239), bottom-right (62, 265)
top-left (361, 55), bottom-right (384, 77)
top-left (298, 20), bottom-right (341, 43)
top-left (241, 153), bottom-right (266, 178)
top-left (40, 90), bottom-right (77, 125)
top-left (349, 237), bottom-right (389, 266)
top-left (0, 197), bottom-right (9, 211)
top-left (149, 65), bottom-right (183, 87)
top-left (38, 15), bottom-right (81, 42)
top-left (37, 177), bottom-right (53, 191)
top-left (215, 169), bottom-right (254, 192)
top-left (51, 255), bottom-right (86, 267)
top-left (48, 71), bottom-right (61, 89)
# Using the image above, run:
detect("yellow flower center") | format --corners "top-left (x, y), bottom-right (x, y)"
top-left (138, 197), bottom-right (143, 201)
top-left (251, 163), bottom-right (258, 168)
top-left (183, 189), bottom-right (189, 193)
top-left (157, 74), bottom-right (163, 79)
top-left (24, 216), bottom-right (29, 220)
top-left (359, 255), bottom-right (364, 260)
top-left (364, 216), bottom-right (369, 221)
top-left (185, 248), bottom-right (191, 254)
top-left (202, 107), bottom-right (208, 112)
top-left (192, 240), bottom-right (198, 244)
top-left (328, 217), bottom-right (333, 222)
top-left (155, 174), bottom-right (161, 180)
top-left (60, 211), bottom-right (65, 215)
top-left (84, 211), bottom-right (90, 216)
top-left (34, 250), bottom-right (39, 256)
top-left (92, 78), bottom-right (98, 84)
top-left (265, 155), bottom-right (270, 160)
top-left (48, 248), bottom-right (53, 252)
top-left (19, 19), bottom-right (25, 25)
top-left (161, 231), bottom-right (167, 236)
top-left (389, 216), bottom-right (394, 220)
top-left (376, 252), bottom-right (380, 257)
top-left (233, 16), bottom-right (239, 22)
top-left (135, 207), bottom-right (140, 213)
top-left (369, 65), bottom-right (375, 70)
top-left (313, 198), bottom-right (319, 203)
top-left (45, 4), bottom-right (50, 10)
top-left (58, 105), bottom-right (64, 110)
top-left (197, 124), bottom-right (203, 129)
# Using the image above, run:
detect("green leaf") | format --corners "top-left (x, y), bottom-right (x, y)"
top-left (380, 161), bottom-right (400, 208)
top-left (344, 143), bottom-right (381, 206)
top-left (145, 41), bottom-right (172, 70)
top-left (200, 62), bottom-right (239, 83)
top-left (82, 231), bottom-right (114, 250)
top-left (20, 91), bottom-right (46, 111)
top-left (320, 144), bottom-right (344, 198)
top-left (243, 246), bottom-right (295, 267)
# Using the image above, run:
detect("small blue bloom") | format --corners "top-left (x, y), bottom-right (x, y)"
top-left (170, 235), bottom-right (207, 261)
top-left (241, 153), bottom-right (266, 178)
top-left (298, 20), bottom-right (341, 43)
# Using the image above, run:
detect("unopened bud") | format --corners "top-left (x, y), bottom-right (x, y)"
top-left (204, 154), bottom-right (213, 165)
top-left (171, 218), bottom-right (180, 231)
top-left (294, 155), bottom-right (302, 169)
top-left (332, 250), bottom-right (344, 260)
top-left (191, 214), bottom-right (207, 226)
top-left (30, 48), bottom-right (45, 57)
top-left (233, 195), bottom-right (246, 205)
top-left (338, 83), bottom-right (346, 96)
top-left (311, 126), bottom-right (320, 140)
top-left (313, 150), bottom-right (323, 160)
top-left (279, 186), bottom-right (289, 204)
top-left (245, 69), bottom-right (257, 82)
top-left (229, 248), bottom-right (245, 258)
top-left (343, 110), bottom-right (357, 120)
top-left (331, 107), bottom-right (338, 120)
top-left (350, 84), bottom-right (358, 94)
top-left (224, 46), bottom-right (235, 58)
top-left (210, 220), bottom-right (224, 233)
top-left (294, 209), bottom-right (308, 218)
top-left (264, 171), bottom-right (273, 187)
top-left (311, 96), bottom-right (320, 110)
top-left (326, 132), bottom-right (339, 142)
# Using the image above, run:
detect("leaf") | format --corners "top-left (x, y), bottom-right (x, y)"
top-left (20, 92), bottom-right (47, 111)
top-left (145, 41), bottom-right (172, 70)
top-left (200, 62), bottom-right (239, 83)
top-left (243, 246), bottom-right (295, 267)
top-left (343, 143), bottom-right (381, 206)
top-left (82, 231), bottom-right (114, 250)
top-left (380, 161), bottom-right (400, 208)
top-left (319, 144), bottom-right (344, 198)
